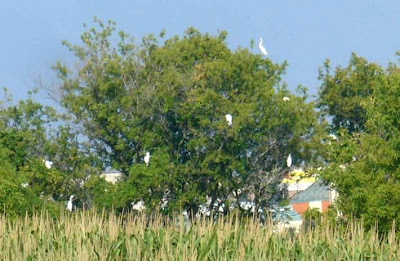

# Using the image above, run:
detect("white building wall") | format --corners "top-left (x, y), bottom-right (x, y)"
top-left (308, 201), bottom-right (322, 212)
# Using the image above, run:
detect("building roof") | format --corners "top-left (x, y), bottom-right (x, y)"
top-left (274, 208), bottom-right (303, 222)
top-left (287, 182), bottom-right (314, 192)
top-left (290, 179), bottom-right (331, 203)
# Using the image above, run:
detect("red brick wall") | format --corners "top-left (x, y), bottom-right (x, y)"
top-left (292, 201), bottom-right (332, 216)
top-left (321, 201), bottom-right (331, 212)
top-left (292, 202), bottom-right (309, 215)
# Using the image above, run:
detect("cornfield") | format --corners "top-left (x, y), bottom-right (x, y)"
top-left (0, 210), bottom-right (398, 260)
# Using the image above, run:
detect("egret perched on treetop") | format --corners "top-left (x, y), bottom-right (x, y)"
top-left (259, 38), bottom-right (268, 56)
top-left (225, 114), bottom-right (233, 126)
top-left (283, 97), bottom-right (290, 101)
top-left (67, 195), bottom-right (75, 212)
top-left (287, 154), bottom-right (292, 168)
top-left (144, 152), bottom-right (151, 166)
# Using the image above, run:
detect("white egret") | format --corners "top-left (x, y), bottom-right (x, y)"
top-left (225, 114), bottom-right (233, 126)
top-left (283, 97), bottom-right (290, 101)
top-left (132, 200), bottom-right (146, 211)
top-left (160, 199), bottom-right (168, 210)
top-left (287, 154), bottom-right (292, 168)
top-left (160, 189), bottom-right (170, 210)
top-left (329, 134), bottom-right (338, 141)
top-left (66, 195), bottom-right (75, 212)
top-left (44, 160), bottom-right (53, 169)
top-left (144, 152), bottom-right (150, 166)
top-left (231, 171), bottom-right (240, 178)
top-left (232, 189), bottom-right (242, 196)
top-left (218, 203), bottom-right (225, 213)
top-left (259, 38), bottom-right (268, 56)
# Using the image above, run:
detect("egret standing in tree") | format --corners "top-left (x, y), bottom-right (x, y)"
top-left (225, 114), bottom-right (233, 127)
top-left (287, 154), bottom-right (292, 168)
top-left (144, 152), bottom-right (151, 166)
top-left (259, 38), bottom-right (268, 56)
top-left (44, 160), bottom-right (53, 169)
top-left (132, 200), bottom-right (146, 211)
top-left (283, 97), bottom-right (290, 101)
top-left (66, 195), bottom-right (75, 212)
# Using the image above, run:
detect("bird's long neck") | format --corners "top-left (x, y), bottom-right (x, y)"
top-left (260, 38), bottom-right (263, 44)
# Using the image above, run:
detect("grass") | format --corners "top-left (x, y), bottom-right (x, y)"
top-left (0, 210), bottom-right (398, 260)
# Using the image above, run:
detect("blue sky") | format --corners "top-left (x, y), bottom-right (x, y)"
top-left (1, 0), bottom-right (400, 102)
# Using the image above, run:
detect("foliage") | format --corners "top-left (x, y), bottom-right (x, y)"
top-left (303, 208), bottom-right (323, 231)
top-left (0, 89), bottom-right (100, 215)
top-left (317, 53), bottom-right (384, 133)
top-left (53, 18), bottom-right (323, 214)
top-left (304, 208), bottom-right (322, 221)
top-left (0, 210), bottom-right (398, 260)
top-left (320, 55), bottom-right (400, 232)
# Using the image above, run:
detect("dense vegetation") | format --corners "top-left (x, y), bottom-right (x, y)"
top-left (0, 210), bottom-right (399, 260)
top-left (1, 18), bottom-right (400, 235)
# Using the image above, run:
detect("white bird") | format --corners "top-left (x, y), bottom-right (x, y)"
top-left (231, 171), bottom-right (240, 178)
top-left (329, 134), bottom-right (338, 141)
top-left (225, 114), bottom-right (233, 126)
top-left (259, 38), bottom-right (268, 56)
top-left (218, 203), bottom-right (225, 213)
top-left (44, 160), bottom-right (53, 169)
top-left (232, 189), bottom-right (242, 196)
top-left (66, 195), bottom-right (75, 212)
top-left (144, 152), bottom-right (150, 166)
top-left (287, 154), bottom-right (292, 168)
top-left (160, 199), bottom-right (168, 210)
top-left (283, 97), bottom-right (290, 101)
top-left (132, 200), bottom-right (146, 211)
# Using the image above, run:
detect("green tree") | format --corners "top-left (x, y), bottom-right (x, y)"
top-left (317, 53), bottom-right (384, 134)
top-left (53, 19), bottom-right (323, 214)
top-left (321, 55), bottom-right (400, 232)
top-left (0, 89), bottom-right (100, 213)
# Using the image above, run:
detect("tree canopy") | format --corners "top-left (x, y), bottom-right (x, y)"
top-left (50, 19), bottom-right (323, 214)
top-left (320, 55), bottom-right (400, 231)
top-left (0, 89), bottom-right (100, 215)
top-left (317, 53), bottom-right (384, 134)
